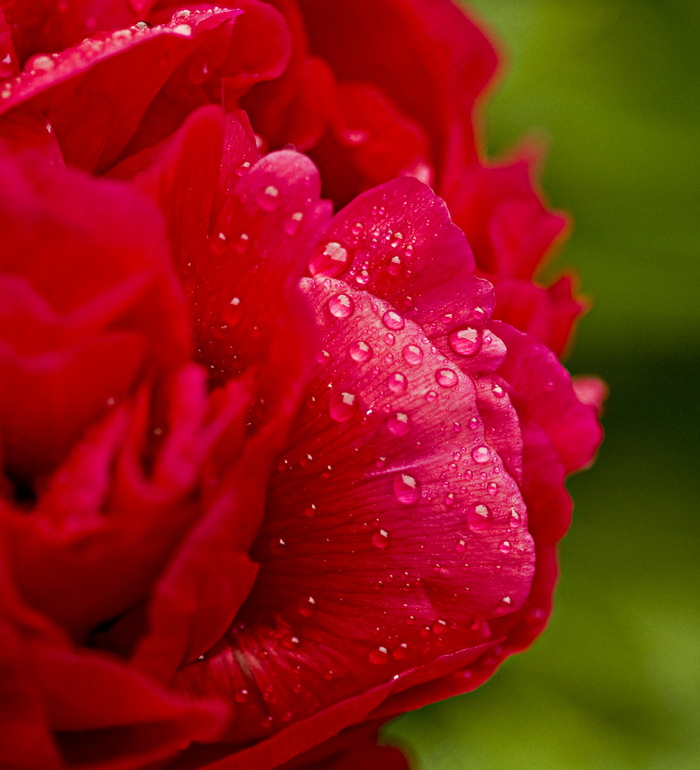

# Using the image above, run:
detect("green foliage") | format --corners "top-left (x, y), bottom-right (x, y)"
top-left (388, 2), bottom-right (700, 767)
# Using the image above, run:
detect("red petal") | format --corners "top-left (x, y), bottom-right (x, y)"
top-left (0, 9), bottom-right (242, 171)
top-left (174, 181), bottom-right (535, 748)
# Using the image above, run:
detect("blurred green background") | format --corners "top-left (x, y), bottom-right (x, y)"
top-left (388, 1), bottom-right (700, 767)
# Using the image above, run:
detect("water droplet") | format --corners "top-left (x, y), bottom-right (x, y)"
top-left (221, 296), bottom-right (242, 325)
top-left (372, 529), bottom-right (390, 549)
top-left (500, 540), bottom-right (512, 554)
top-left (284, 211), bottom-right (304, 235)
top-left (387, 255), bottom-right (403, 275)
top-left (433, 619), bottom-right (448, 635)
top-left (456, 538), bottom-right (467, 554)
top-left (270, 537), bottom-right (286, 551)
top-left (472, 445), bottom-right (491, 463)
top-left (445, 493), bottom-right (455, 507)
top-left (329, 390), bottom-right (358, 422)
top-left (355, 269), bottom-right (370, 285)
top-left (472, 306), bottom-right (487, 321)
top-left (258, 185), bottom-right (279, 210)
top-left (425, 390), bottom-right (438, 403)
top-left (303, 505), bottom-right (317, 518)
top-left (310, 242), bottom-right (349, 276)
top-left (393, 643), bottom-right (409, 661)
top-left (487, 482), bottom-right (499, 496)
top-left (468, 503), bottom-right (493, 530)
top-left (509, 508), bottom-right (522, 528)
top-left (234, 689), bottom-right (249, 703)
top-left (500, 596), bottom-right (513, 608)
top-left (393, 473), bottom-right (421, 505)
top-left (349, 340), bottom-right (373, 363)
top-left (234, 233), bottom-right (249, 252)
top-left (387, 372), bottom-right (408, 393)
top-left (384, 333), bottom-right (396, 346)
top-left (383, 310), bottom-right (405, 330)
top-left (402, 344), bottom-right (424, 365)
top-left (436, 368), bottom-right (458, 388)
top-left (387, 412), bottom-right (411, 436)
top-left (369, 646), bottom-right (390, 665)
top-left (299, 596), bottom-right (316, 618)
top-left (448, 327), bottom-right (482, 356)
top-left (492, 382), bottom-right (505, 398)
top-left (27, 54), bottom-right (55, 73)
top-left (328, 293), bottom-right (355, 318)
top-left (281, 634), bottom-right (301, 651)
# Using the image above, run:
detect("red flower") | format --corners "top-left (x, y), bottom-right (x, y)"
top-left (0, 3), bottom-right (603, 769)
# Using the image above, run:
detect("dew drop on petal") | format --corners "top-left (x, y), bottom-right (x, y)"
top-left (510, 508), bottom-right (522, 528)
top-left (393, 473), bottom-right (421, 505)
top-left (448, 326), bottom-right (482, 357)
top-left (425, 390), bottom-right (438, 403)
top-left (393, 643), bottom-right (409, 661)
top-left (487, 482), bottom-right (499, 496)
top-left (258, 185), bottom-right (280, 210)
top-left (328, 293), bottom-right (355, 318)
top-left (385, 333), bottom-right (396, 346)
top-left (436, 368), bottom-right (458, 388)
top-left (284, 211), bottom-right (304, 235)
top-left (281, 634), bottom-right (301, 651)
top-left (402, 344), bottom-right (424, 365)
top-left (310, 242), bottom-right (349, 277)
top-left (349, 340), bottom-right (373, 363)
top-left (234, 689), bottom-right (249, 703)
top-left (383, 310), bottom-right (405, 331)
top-left (468, 503), bottom-right (493, 530)
top-left (455, 538), bottom-right (467, 554)
top-left (387, 372), bottom-right (408, 393)
top-left (371, 529), bottom-right (390, 549)
top-left (369, 646), bottom-right (390, 665)
top-left (303, 505), bottom-right (317, 518)
top-left (329, 390), bottom-right (358, 422)
top-left (472, 445), bottom-right (491, 463)
top-left (221, 296), bottom-right (242, 325)
top-left (500, 540), bottom-right (512, 554)
top-left (387, 411), bottom-right (411, 436)
top-left (299, 596), bottom-right (316, 618)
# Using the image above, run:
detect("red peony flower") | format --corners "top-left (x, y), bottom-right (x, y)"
top-left (0, 2), bottom-right (603, 769)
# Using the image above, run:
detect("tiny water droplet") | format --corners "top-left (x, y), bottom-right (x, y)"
top-left (387, 372), bottom-right (408, 393)
top-left (234, 689), bottom-right (249, 703)
top-left (433, 619), bottom-right (448, 635)
top-left (372, 529), bottom-right (390, 549)
top-left (387, 255), bottom-right (403, 275)
top-left (258, 185), bottom-right (279, 210)
top-left (393, 643), bottom-right (409, 660)
top-left (284, 211), bottom-right (304, 235)
top-left (303, 505), bottom-right (317, 518)
top-left (500, 540), bottom-right (512, 554)
top-left (425, 390), bottom-right (438, 403)
top-left (329, 390), bottom-right (358, 422)
top-left (510, 508), bottom-right (522, 528)
top-left (472, 445), bottom-right (491, 463)
top-left (310, 242), bottom-right (349, 277)
top-left (468, 503), bottom-right (493, 530)
top-left (469, 417), bottom-right (480, 430)
top-left (402, 344), bottom-right (424, 365)
top-left (492, 382), bottom-right (505, 398)
top-left (387, 412), bottom-right (411, 436)
top-left (487, 482), bottom-right (499, 496)
top-left (299, 596), bottom-right (316, 618)
top-left (349, 340), bottom-right (373, 363)
top-left (328, 293), bottom-right (355, 318)
top-left (383, 310), bottom-right (405, 330)
top-left (355, 269), bottom-right (370, 285)
top-left (456, 538), bottom-right (467, 554)
top-left (436, 368), bottom-right (458, 388)
top-left (369, 646), bottom-right (390, 665)
top-left (448, 327), bottom-right (482, 357)
top-left (221, 296), bottom-right (242, 325)
top-left (281, 634), bottom-right (301, 651)
top-left (384, 333), bottom-right (396, 346)
top-left (445, 493), bottom-right (455, 507)
top-left (393, 473), bottom-right (421, 505)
